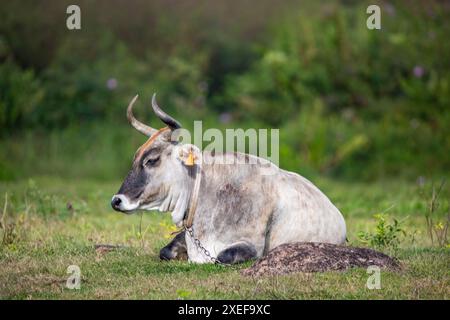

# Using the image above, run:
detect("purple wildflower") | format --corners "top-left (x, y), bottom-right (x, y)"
top-left (385, 3), bottom-right (396, 16)
top-left (219, 112), bottom-right (232, 124)
top-left (413, 66), bottom-right (425, 78)
top-left (106, 78), bottom-right (118, 90)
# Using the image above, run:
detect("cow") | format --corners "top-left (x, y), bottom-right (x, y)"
top-left (111, 94), bottom-right (347, 264)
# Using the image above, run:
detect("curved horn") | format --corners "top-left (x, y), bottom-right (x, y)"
top-left (151, 93), bottom-right (182, 130)
top-left (127, 95), bottom-right (157, 137)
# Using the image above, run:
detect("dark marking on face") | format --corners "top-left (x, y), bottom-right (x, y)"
top-left (140, 147), bottom-right (162, 168)
top-left (116, 128), bottom-right (171, 201)
top-left (140, 147), bottom-right (162, 162)
top-left (117, 165), bottom-right (148, 200)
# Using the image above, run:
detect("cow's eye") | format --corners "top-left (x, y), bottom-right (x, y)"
top-left (145, 156), bottom-right (160, 167)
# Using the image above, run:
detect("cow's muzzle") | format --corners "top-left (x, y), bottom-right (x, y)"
top-left (111, 196), bottom-right (122, 211)
top-left (111, 194), bottom-right (139, 213)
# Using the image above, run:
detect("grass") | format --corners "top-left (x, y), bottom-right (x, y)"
top-left (0, 176), bottom-right (449, 299)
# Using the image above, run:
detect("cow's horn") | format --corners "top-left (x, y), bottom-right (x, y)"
top-left (127, 94), bottom-right (157, 137)
top-left (151, 93), bottom-right (182, 130)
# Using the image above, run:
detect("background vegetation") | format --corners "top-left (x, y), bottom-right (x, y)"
top-left (0, 0), bottom-right (449, 299)
top-left (1, 0), bottom-right (449, 181)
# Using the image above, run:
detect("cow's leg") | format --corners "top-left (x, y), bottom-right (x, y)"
top-left (159, 231), bottom-right (188, 261)
top-left (217, 242), bottom-right (257, 264)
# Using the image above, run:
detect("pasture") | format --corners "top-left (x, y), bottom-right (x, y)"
top-left (1, 176), bottom-right (448, 299)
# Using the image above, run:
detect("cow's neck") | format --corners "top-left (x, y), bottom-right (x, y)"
top-left (170, 161), bottom-right (202, 228)
top-left (183, 162), bottom-right (202, 228)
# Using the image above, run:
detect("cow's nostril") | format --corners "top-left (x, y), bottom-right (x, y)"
top-left (111, 196), bottom-right (122, 210)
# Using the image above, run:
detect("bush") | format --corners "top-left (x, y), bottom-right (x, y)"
top-left (358, 213), bottom-right (407, 253)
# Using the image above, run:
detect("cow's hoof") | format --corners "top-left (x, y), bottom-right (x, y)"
top-left (159, 247), bottom-right (188, 261)
top-left (217, 243), bottom-right (257, 264)
top-left (159, 231), bottom-right (188, 261)
top-left (159, 247), bottom-right (174, 261)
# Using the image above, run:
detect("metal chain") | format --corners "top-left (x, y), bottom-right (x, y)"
top-left (185, 226), bottom-right (229, 266)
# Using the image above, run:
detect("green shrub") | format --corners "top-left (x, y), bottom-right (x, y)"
top-left (358, 213), bottom-right (406, 253)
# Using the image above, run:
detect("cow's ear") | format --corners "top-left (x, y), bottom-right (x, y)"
top-left (177, 144), bottom-right (201, 167)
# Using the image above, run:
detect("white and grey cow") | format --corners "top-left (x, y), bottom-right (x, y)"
top-left (111, 95), bottom-right (346, 264)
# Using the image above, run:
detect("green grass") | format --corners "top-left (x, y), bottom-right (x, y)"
top-left (0, 177), bottom-right (449, 299)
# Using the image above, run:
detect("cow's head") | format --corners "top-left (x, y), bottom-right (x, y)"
top-left (111, 94), bottom-right (199, 223)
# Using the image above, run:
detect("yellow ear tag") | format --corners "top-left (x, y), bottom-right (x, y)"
top-left (185, 150), bottom-right (195, 166)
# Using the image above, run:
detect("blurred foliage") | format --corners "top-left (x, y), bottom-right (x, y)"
top-left (0, 53), bottom-right (44, 130)
top-left (0, 0), bottom-right (449, 181)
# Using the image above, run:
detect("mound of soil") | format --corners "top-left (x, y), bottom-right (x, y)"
top-left (241, 242), bottom-right (400, 277)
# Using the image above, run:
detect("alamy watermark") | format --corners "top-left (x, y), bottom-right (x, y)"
top-left (66, 4), bottom-right (381, 31)
top-left (366, 265), bottom-right (381, 290)
top-left (170, 121), bottom-right (280, 170)
top-left (367, 5), bottom-right (381, 30)
top-left (66, 5), bottom-right (81, 30)
top-left (66, 265), bottom-right (81, 289)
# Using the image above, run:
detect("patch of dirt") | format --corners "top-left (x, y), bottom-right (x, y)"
top-left (241, 242), bottom-right (401, 277)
